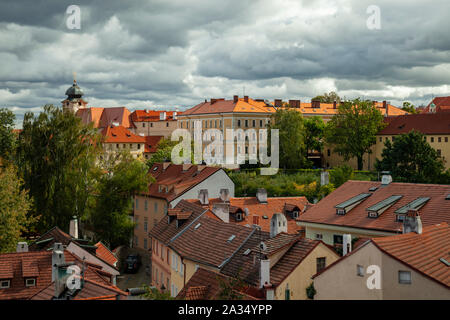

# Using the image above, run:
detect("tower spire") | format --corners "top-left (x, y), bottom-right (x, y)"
top-left (73, 71), bottom-right (77, 84)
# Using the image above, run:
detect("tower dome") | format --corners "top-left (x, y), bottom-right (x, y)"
top-left (65, 80), bottom-right (84, 99)
top-left (62, 78), bottom-right (88, 113)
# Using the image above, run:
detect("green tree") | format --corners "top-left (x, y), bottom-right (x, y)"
top-left (304, 116), bottom-right (326, 154)
top-left (268, 108), bottom-right (307, 169)
top-left (216, 274), bottom-right (246, 300)
top-left (325, 99), bottom-right (385, 170)
top-left (0, 108), bottom-right (16, 162)
top-left (330, 165), bottom-right (354, 188)
top-left (90, 152), bottom-right (151, 248)
top-left (141, 285), bottom-right (174, 300)
top-left (401, 102), bottom-right (418, 114)
top-left (312, 91), bottom-right (341, 103)
top-left (375, 130), bottom-right (445, 183)
top-left (0, 165), bottom-right (35, 253)
top-left (16, 105), bottom-right (101, 233)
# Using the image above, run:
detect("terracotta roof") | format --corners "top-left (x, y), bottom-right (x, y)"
top-left (0, 249), bottom-right (118, 300)
top-left (373, 223), bottom-right (449, 287)
top-left (179, 97), bottom-right (276, 116)
top-left (28, 227), bottom-right (96, 254)
top-left (144, 136), bottom-right (164, 153)
top-left (76, 107), bottom-right (132, 129)
top-left (130, 110), bottom-right (178, 122)
top-left (101, 125), bottom-right (146, 143)
top-left (94, 242), bottom-right (118, 267)
top-left (378, 113), bottom-right (450, 135)
top-left (423, 96), bottom-right (450, 113)
top-left (187, 196), bottom-right (309, 234)
top-left (145, 163), bottom-right (222, 202)
top-left (298, 180), bottom-right (450, 233)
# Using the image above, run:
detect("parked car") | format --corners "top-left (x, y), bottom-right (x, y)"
top-left (125, 254), bottom-right (141, 273)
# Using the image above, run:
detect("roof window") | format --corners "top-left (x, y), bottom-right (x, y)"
top-left (335, 193), bottom-right (372, 215)
top-left (394, 197), bottom-right (430, 215)
top-left (366, 195), bottom-right (403, 218)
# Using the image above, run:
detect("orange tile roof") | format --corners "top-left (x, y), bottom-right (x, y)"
top-left (145, 163), bottom-right (222, 202)
top-left (144, 135), bottom-right (164, 153)
top-left (372, 223), bottom-right (449, 287)
top-left (423, 96), bottom-right (450, 113)
top-left (94, 242), bottom-right (118, 267)
top-left (130, 110), bottom-right (178, 122)
top-left (101, 125), bottom-right (146, 144)
top-left (187, 196), bottom-right (309, 234)
top-left (180, 97), bottom-right (276, 116)
top-left (298, 180), bottom-right (450, 233)
top-left (76, 107), bottom-right (133, 128)
top-left (378, 113), bottom-right (450, 135)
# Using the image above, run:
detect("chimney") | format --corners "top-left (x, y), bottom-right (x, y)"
top-left (260, 258), bottom-right (270, 288)
top-left (333, 101), bottom-right (337, 109)
top-left (69, 216), bottom-right (78, 239)
top-left (211, 98), bottom-right (217, 104)
top-left (173, 112), bottom-right (177, 120)
top-left (219, 188), bottom-right (230, 202)
top-left (52, 243), bottom-right (65, 282)
top-left (198, 189), bottom-right (209, 205)
top-left (383, 100), bottom-right (388, 116)
top-left (403, 209), bottom-right (423, 234)
top-left (288, 100), bottom-right (300, 108)
top-left (244, 96), bottom-right (249, 103)
top-left (159, 112), bottom-right (167, 121)
top-left (311, 99), bottom-right (321, 108)
top-left (256, 188), bottom-right (267, 204)
top-left (233, 95), bottom-right (238, 103)
top-left (343, 234), bottom-right (352, 255)
top-left (320, 171), bottom-right (329, 186)
top-left (264, 284), bottom-right (275, 300)
top-left (212, 203), bottom-right (230, 223)
top-left (16, 242), bottom-right (28, 253)
top-left (270, 213), bottom-right (287, 238)
top-left (274, 99), bottom-right (282, 108)
top-left (381, 171), bottom-right (392, 185)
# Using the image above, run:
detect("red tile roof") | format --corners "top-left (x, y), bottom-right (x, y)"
top-left (373, 223), bottom-right (449, 287)
top-left (298, 180), bottom-right (450, 233)
top-left (180, 97), bottom-right (276, 116)
top-left (144, 135), bottom-right (164, 153)
top-left (423, 96), bottom-right (450, 113)
top-left (145, 163), bottom-right (222, 202)
top-left (76, 107), bottom-right (133, 129)
top-left (187, 196), bottom-right (309, 234)
top-left (130, 110), bottom-right (178, 122)
top-left (94, 242), bottom-right (118, 267)
top-left (101, 125), bottom-right (146, 144)
top-left (378, 113), bottom-right (450, 135)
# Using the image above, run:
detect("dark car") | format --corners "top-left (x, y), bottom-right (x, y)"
top-left (125, 254), bottom-right (141, 273)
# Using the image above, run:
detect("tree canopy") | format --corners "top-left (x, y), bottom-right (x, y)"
top-left (304, 116), bottom-right (326, 154)
top-left (0, 108), bottom-right (17, 162)
top-left (325, 99), bottom-right (385, 170)
top-left (375, 130), bottom-right (446, 183)
top-left (312, 91), bottom-right (341, 103)
top-left (401, 102), bottom-right (419, 114)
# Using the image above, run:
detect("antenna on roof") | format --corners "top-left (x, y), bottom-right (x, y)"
top-left (73, 71), bottom-right (77, 84)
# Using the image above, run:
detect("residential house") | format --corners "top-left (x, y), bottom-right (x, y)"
top-left (143, 135), bottom-right (164, 160)
top-left (100, 124), bottom-right (146, 159)
top-left (313, 223), bottom-right (450, 300)
top-left (130, 110), bottom-right (179, 138)
top-left (186, 188), bottom-right (309, 234)
top-left (0, 242), bottom-right (127, 300)
top-left (133, 162), bottom-right (234, 250)
top-left (296, 177), bottom-right (450, 247)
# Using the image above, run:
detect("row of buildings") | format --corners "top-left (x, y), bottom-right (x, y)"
top-left (65, 79), bottom-right (450, 171)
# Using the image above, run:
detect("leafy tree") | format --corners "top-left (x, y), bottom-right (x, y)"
top-left (141, 285), bottom-right (174, 300)
top-left (89, 152), bottom-right (152, 248)
top-left (0, 165), bottom-right (36, 253)
top-left (330, 165), bottom-right (354, 188)
top-left (216, 273), bottom-right (246, 300)
top-left (146, 138), bottom-right (196, 168)
top-left (304, 116), bottom-right (326, 154)
top-left (312, 91), bottom-right (341, 103)
top-left (16, 105), bottom-right (102, 233)
top-left (268, 108), bottom-right (307, 169)
top-left (375, 130), bottom-right (445, 183)
top-left (325, 99), bottom-right (385, 170)
top-left (0, 108), bottom-right (16, 162)
top-left (401, 102), bottom-right (418, 114)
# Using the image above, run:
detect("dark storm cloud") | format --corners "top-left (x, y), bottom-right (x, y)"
top-left (1, 0), bottom-right (450, 126)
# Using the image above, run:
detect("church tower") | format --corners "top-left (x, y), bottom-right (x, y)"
top-left (62, 73), bottom-right (88, 113)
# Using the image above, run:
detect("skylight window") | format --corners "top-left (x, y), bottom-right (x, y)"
top-left (439, 258), bottom-right (450, 267)
top-left (394, 197), bottom-right (430, 215)
top-left (243, 249), bottom-right (251, 256)
top-left (366, 195), bottom-right (403, 218)
top-left (227, 235), bottom-right (236, 242)
top-left (369, 186), bottom-right (379, 192)
top-left (194, 223), bottom-right (201, 230)
top-left (335, 193), bottom-right (372, 215)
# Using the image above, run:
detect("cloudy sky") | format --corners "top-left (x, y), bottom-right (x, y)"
top-left (1, 0), bottom-right (450, 127)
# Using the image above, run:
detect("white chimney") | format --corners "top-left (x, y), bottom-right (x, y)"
top-left (52, 243), bottom-right (65, 282)
top-left (403, 209), bottom-right (423, 234)
top-left (256, 188), bottom-right (267, 204)
top-left (160, 112), bottom-right (167, 121)
top-left (381, 171), bottom-right (392, 185)
top-left (260, 258), bottom-right (270, 288)
top-left (270, 213), bottom-right (287, 238)
top-left (69, 217), bottom-right (78, 239)
top-left (173, 112), bottom-right (177, 120)
top-left (212, 203), bottom-right (230, 223)
top-left (219, 188), bottom-right (230, 202)
top-left (343, 234), bottom-right (352, 255)
top-left (320, 171), bottom-right (329, 186)
top-left (265, 286), bottom-right (275, 300)
top-left (198, 189), bottom-right (209, 205)
top-left (16, 242), bottom-right (28, 253)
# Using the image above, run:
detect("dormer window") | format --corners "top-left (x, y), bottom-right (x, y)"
top-left (366, 195), bottom-right (402, 219)
top-left (0, 280), bottom-right (10, 289)
top-left (235, 213), bottom-right (242, 221)
top-left (25, 278), bottom-right (36, 287)
top-left (335, 193), bottom-right (372, 215)
top-left (292, 211), bottom-right (299, 219)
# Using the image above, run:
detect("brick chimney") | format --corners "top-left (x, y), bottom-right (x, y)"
top-left (233, 95), bottom-right (238, 103)
top-left (288, 100), bottom-right (300, 108)
top-left (383, 101), bottom-right (388, 116)
top-left (274, 99), bottom-right (283, 108)
top-left (312, 99), bottom-right (321, 108)
top-left (244, 96), bottom-right (249, 103)
top-left (333, 101), bottom-right (337, 109)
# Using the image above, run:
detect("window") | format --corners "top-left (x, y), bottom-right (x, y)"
top-left (210, 120), bottom-right (212, 128)
top-left (144, 200), bottom-right (148, 211)
top-left (134, 216), bottom-right (139, 229)
top-left (260, 120), bottom-right (263, 127)
top-left (438, 137), bottom-right (442, 142)
top-left (237, 120), bottom-right (241, 127)
top-left (154, 219), bottom-right (158, 226)
top-left (0, 280), bottom-right (10, 289)
top-left (357, 265), bottom-right (364, 277)
top-left (333, 235), bottom-right (343, 245)
top-left (135, 198), bottom-right (139, 209)
top-left (315, 234), bottom-right (323, 240)
top-left (437, 149), bottom-right (442, 157)
top-left (245, 120), bottom-right (248, 127)
top-left (167, 249), bottom-right (170, 264)
top-left (285, 285), bottom-right (290, 300)
top-left (431, 137), bottom-right (434, 143)
top-left (180, 122), bottom-right (183, 128)
top-left (134, 236), bottom-right (138, 247)
top-left (379, 137), bottom-right (382, 142)
top-left (144, 217), bottom-right (148, 232)
top-left (166, 123), bottom-right (169, 127)
top-left (150, 123), bottom-right (153, 127)
top-left (398, 271), bottom-right (411, 284)
top-left (253, 216), bottom-right (259, 225)
top-left (327, 149), bottom-right (331, 156)
top-left (316, 257), bottom-right (326, 273)
top-left (154, 202), bottom-right (158, 213)
top-left (137, 144), bottom-right (140, 150)
top-left (252, 120), bottom-right (256, 127)
top-left (446, 137), bottom-right (448, 143)
top-left (144, 238), bottom-right (148, 249)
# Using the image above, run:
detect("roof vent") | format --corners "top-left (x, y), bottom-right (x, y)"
top-left (440, 258), bottom-right (450, 267)
top-left (369, 186), bottom-right (378, 192)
